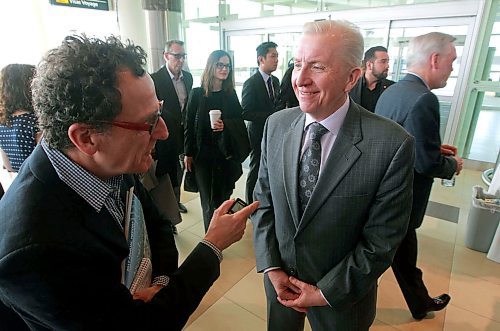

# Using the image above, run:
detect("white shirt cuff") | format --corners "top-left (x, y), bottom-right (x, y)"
top-left (263, 267), bottom-right (281, 273)
top-left (319, 289), bottom-right (332, 307)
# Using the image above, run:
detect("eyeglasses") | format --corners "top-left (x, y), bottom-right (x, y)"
top-left (216, 62), bottom-right (232, 70)
top-left (96, 101), bottom-right (163, 135)
top-left (167, 52), bottom-right (187, 60)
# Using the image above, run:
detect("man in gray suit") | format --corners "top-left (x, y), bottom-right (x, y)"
top-left (252, 20), bottom-right (416, 330)
top-left (375, 32), bottom-right (463, 320)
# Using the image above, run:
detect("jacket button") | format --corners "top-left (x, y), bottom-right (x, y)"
top-left (289, 268), bottom-right (297, 276)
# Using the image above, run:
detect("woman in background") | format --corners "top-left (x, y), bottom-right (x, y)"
top-left (184, 50), bottom-right (245, 231)
top-left (0, 64), bottom-right (40, 172)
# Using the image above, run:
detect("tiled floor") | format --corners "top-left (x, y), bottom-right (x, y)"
top-left (175, 168), bottom-right (500, 331)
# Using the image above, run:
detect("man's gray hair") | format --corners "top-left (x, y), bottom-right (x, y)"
top-left (303, 20), bottom-right (364, 69)
top-left (164, 40), bottom-right (184, 52)
top-left (407, 32), bottom-right (456, 69)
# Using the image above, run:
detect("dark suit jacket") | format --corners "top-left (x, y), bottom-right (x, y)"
top-left (151, 67), bottom-right (193, 180)
top-left (0, 145), bottom-right (220, 330)
top-left (241, 72), bottom-right (279, 152)
top-left (349, 75), bottom-right (394, 112)
top-left (252, 101), bottom-right (415, 327)
top-left (375, 73), bottom-right (457, 228)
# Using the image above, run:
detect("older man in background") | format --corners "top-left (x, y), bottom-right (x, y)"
top-left (376, 32), bottom-right (463, 320)
top-left (151, 40), bottom-right (193, 220)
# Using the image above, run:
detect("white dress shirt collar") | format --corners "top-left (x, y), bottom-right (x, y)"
top-left (407, 72), bottom-right (430, 90)
top-left (303, 96), bottom-right (350, 136)
top-left (166, 65), bottom-right (184, 81)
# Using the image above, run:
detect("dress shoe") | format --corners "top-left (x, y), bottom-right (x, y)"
top-left (172, 225), bottom-right (178, 235)
top-left (412, 294), bottom-right (451, 320)
top-left (178, 202), bottom-right (188, 214)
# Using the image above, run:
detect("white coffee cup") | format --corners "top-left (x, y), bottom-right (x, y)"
top-left (209, 109), bottom-right (222, 129)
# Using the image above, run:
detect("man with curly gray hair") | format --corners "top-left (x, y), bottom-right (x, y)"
top-left (0, 34), bottom-right (258, 330)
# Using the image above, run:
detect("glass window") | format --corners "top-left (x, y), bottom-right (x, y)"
top-left (362, 27), bottom-right (389, 51)
top-left (464, 2), bottom-right (500, 163)
top-left (226, 0), bottom-right (320, 19)
top-left (183, 0), bottom-right (219, 21)
top-left (227, 34), bottom-right (266, 98)
top-left (467, 91), bottom-right (500, 163)
top-left (268, 32), bottom-right (302, 80)
top-left (487, 22), bottom-right (500, 82)
top-left (184, 22), bottom-right (220, 87)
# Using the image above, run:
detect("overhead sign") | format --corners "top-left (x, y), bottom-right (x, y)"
top-left (49, 0), bottom-right (109, 11)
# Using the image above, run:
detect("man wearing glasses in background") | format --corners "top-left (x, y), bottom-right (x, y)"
top-left (0, 35), bottom-right (258, 330)
top-left (349, 46), bottom-right (395, 112)
top-left (151, 40), bottom-right (193, 227)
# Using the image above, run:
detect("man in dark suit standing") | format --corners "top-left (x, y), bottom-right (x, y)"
top-left (242, 41), bottom-right (279, 203)
top-left (349, 46), bottom-right (395, 112)
top-left (376, 32), bottom-right (464, 320)
top-left (252, 20), bottom-right (415, 330)
top-left (151, 40), bottom-right (193, 217)
top-left (0, 35), bottom-right (258, 330)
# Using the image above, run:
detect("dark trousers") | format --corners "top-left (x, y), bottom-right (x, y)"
top-left (391, 173), bottom-right (434, 316)
top-left (194, 157), bottom-right (233, 231)
top-left (391, 228), bottom-right (432, 316)
top-left (245, 146), bottom-right (261, 204)
top-left (172, 154), bottom-right (185, 204)
top-left (263, 274), bottom-right (375, 331)
top-left (0, 301), bottom-right (29, 330)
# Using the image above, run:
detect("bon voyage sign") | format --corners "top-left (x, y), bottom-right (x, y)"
top-left (50, 0), bottom-right (109, 11)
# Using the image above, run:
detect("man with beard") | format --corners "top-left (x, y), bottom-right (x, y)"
top-left (350, 46), bottom-right (394, 112)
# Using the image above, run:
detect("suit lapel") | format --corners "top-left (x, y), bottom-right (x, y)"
top-left (296, 104), bottom-right (363, 234)
top-left (181, 69), bottom-right (193, 111)
top-left (282, 112), bottom-right (305, 228)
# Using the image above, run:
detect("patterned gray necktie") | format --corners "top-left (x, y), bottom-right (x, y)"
top-left (298, 122), bottom-right (329, 215)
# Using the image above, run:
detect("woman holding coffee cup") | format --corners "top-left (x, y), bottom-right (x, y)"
top-left (184, 50), bottom-right (246, 231)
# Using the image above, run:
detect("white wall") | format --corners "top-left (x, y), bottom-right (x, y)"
top-left (0, 0), bottom-right (119, 69)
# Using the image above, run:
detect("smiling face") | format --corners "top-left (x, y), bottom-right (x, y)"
top-left (94, 70), bottom-right (168, 177)
top-left (292, 33), bottom-right (361, 121)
